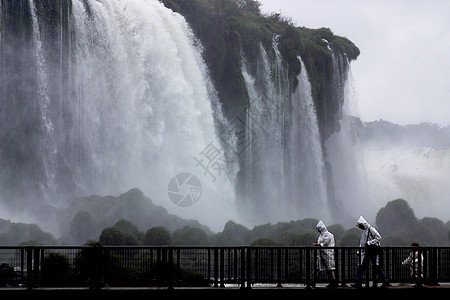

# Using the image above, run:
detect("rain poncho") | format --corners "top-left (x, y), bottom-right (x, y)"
top-left (315, 221), bottom-right (336, 271)
top-left (356, 216), bottom-right (381, 246)
top-left (354, 216), bottom-right (390, 285)
top-left (356, 216), bottom-right (382, 264)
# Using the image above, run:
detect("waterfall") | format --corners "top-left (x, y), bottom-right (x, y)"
top-left (240, 41), bottom-right (288, 224)
top-left (285, 56), bottom-right (328, 220)
top-left (324, 52), bottom-right (373, 223)
top-left (239, 39), bottom-right (329, 226)
top-left (28, 0), bottom-right (57, 204)
top-left (0, 0), bottom-right (365, 233)
top-left (0, 0), bottom-right (235, 233)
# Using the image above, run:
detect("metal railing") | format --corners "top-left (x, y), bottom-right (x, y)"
top-left (0, 246), bottom-right (448, 289)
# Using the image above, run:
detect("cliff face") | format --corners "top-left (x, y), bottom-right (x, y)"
top-left (163, 0), bottom-right (361, 224)
top-left (162, 0), bottom-right (360, 142)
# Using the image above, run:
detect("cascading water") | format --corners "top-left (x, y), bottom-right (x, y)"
top-left (285, 56), bottom-right (329, 220)
top-left (324, 52), bottom-right (374, 223)
top-left (239, 39), bottom-right (330, 226)
top-left (28, 0), bottom-right (56, 203)
top-left (0, 0), bottom-right (235, 233)
top-left (0, 0), bottom-right (364, 235)
top-left (240, 41), bottom-right (288, 224)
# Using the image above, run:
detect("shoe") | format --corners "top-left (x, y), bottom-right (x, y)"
top-left (351, 283), bottom-right (362, 289)
top-left (380, 282), bottom-right (391, 288)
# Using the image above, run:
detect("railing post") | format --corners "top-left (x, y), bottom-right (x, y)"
top-left (208, 248), bottom-right (211, 285)
top-left (20, 248), bottom-right (25, 285)
top-left (88, 246), bottom-right (103, 290)
top-left (284, 248), bottom-right (289, 284)
top-left (161, 247), bottom-right (168, 287)
top-left (246, 246), bottom-right (252, 289)
top-left (254, 248), bottom-right (258, 284)
top-left (214, 247), bottom-right (219, 287)
top-left (240, 247), bottom-right (245, 290)
top-left (429, 247), bottom-right (439, 286)
top-left (365, 247), bottom-right (370, 287)
top-left (305, 247), bottom-right (311, 288)
top-left (276, 248), bottom-right (282, 287)
top-left (156, 247), bottom-right (161, 286)
top-left (26, 247), bottom-right (33, 290)
top-left (340, 247), bottom-right (346, 287)
top-left (220, 248), bottom-right (225, 287)
top-left (233, 248), bottom-right (238, 282)
top-left (167, 247), bottom-right (174, 290)
top-left (33, 247), bottom-right (40, 287)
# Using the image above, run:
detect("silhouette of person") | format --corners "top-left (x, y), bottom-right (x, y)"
top-left (353, 216), bottom-right (390, 288)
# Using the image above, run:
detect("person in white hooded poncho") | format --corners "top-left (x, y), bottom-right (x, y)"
top-left (353, 216), bottom-right (390, 288)
top-left (310, 221), bottom-right (338, 287)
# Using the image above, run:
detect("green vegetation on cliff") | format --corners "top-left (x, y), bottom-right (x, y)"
top-left (162, 0), bottom-right (359, 139)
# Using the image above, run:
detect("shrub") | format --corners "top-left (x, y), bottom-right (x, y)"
top-left (144, 227), bottom-right (172, 245)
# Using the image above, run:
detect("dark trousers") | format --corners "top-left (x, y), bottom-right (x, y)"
top-left (355, 248), bottom-right (388, 284)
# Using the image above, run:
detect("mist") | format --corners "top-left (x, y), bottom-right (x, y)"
top-left (359, 121), bottom-right (450, 222)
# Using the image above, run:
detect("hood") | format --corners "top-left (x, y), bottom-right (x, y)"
top-left (356, 216), bottom-right (370, 229)
top-left (316, 220), bottom-right (327, 233)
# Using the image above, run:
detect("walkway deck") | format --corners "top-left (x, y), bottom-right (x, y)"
top-left (1, 283), bottom-right (448, 298)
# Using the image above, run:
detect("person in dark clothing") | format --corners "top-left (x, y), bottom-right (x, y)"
top-left (352, 216), bottom-right (391, 288)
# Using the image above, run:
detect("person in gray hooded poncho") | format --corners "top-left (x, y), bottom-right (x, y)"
top-left (310, 220), bottom-right (337, 287)
top-left (353, 216), bottom-right (390, 288)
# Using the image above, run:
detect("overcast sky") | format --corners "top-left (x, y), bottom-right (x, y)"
top-left (258, 0), bottom-right (450, 127)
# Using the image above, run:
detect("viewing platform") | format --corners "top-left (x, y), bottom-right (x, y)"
top-left (0, 245), bottom-right (449, 297)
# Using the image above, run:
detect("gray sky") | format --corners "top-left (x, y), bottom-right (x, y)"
top-left (258, 0), bottom-right (450, 127)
